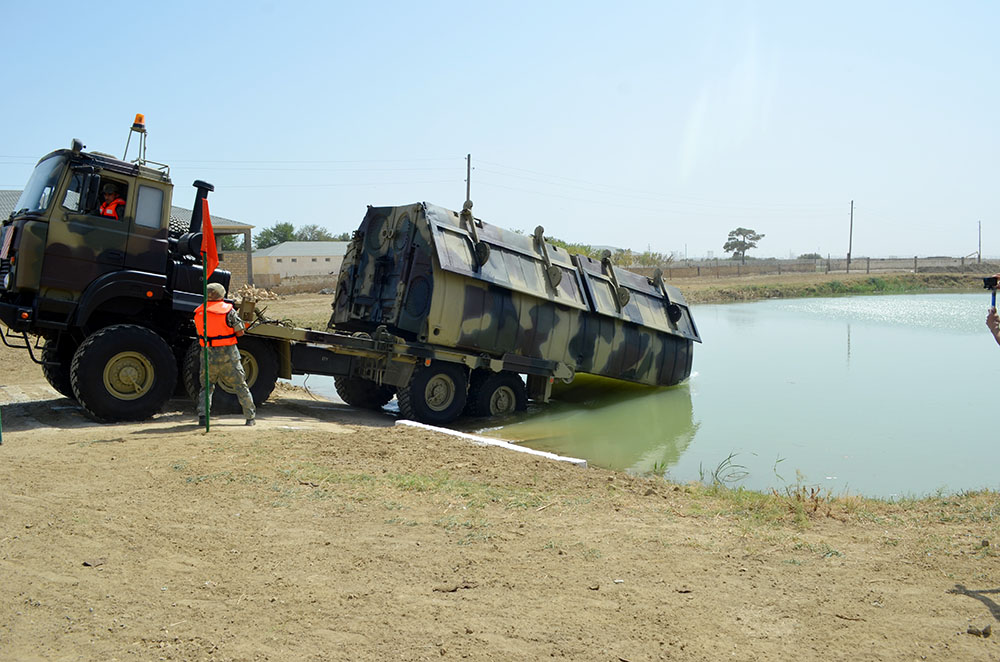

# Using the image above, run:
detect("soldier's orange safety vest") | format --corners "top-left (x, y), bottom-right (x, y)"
top-left (99, 198), bottom-right (125, 219)
top-left (194, 301), bottom-right (239, 347)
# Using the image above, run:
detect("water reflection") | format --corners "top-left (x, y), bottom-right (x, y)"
top-left (846, 323), bottom-right (851, 366)
top-left (477, 375), bottom-right (698, 474)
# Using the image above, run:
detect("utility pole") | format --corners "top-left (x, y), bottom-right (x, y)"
top-left (846, 200), bottom-right (854, 274)
top-left (979, 220), bottom-right (982, 264)
top-left (465, 153), bottom-right (471, 203)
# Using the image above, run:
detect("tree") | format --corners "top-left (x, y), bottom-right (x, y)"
top-left (253, 222), bottom-right (352, 249)
top-left (253, 222), bottom-right (296, 250)
top-left (723, 228), bottom-right (765, 264)
top-left (294, 224), bottom-right (335, 242)
top-left (542, 235), bottom-right (601, 259)
top-left (219, 235), bottom-right (243, 251)
top-left (798, 252), bottom-right (822, 260)
top-left (635, 250), bottom-right (674, 267)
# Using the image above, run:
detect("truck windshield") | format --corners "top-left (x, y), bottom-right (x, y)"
top-left (14, 155), bottom-right (66, 214)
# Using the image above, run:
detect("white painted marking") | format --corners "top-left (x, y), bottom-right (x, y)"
top-left (395, 419), bottom-right (588, 468)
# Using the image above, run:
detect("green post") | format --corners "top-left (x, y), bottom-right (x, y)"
top-left (202, 252), bottom-right (211, 432)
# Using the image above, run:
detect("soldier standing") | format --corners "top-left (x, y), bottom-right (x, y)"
top-left (194, 282), bottom-right (256, 426)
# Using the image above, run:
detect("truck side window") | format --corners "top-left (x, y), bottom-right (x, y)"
top-left (135, 186), bottom-right (164, 229)
top-left (61, 174), bottom-right (85, 212)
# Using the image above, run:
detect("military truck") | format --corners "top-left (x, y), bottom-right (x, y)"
top-left (2, 129), bottom-right (700, 427)
top-left (0, 135), bottom-right (233, 421)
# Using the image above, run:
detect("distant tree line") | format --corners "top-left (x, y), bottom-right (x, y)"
top-left (509, 229), bottom-right (675, 268)
top-left (227, 221), bottom-right (825, 266)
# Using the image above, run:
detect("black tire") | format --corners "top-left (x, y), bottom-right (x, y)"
top-left (397, 362), bottom-right (468, 425)
top-left (334, 376), bottom-right (395, 410)
top-left (172, 340), bottom-right (192, 397)
top-left (41, 336), bottom-right (77, 399)
top-left (464, 370), bottom-right (527, 418)
top-left (182, 340), bottom-right (201, 403)
top-left (182, 336), bottom-right (279, 414)
top-left (70, 325), bottom-right (177, 422)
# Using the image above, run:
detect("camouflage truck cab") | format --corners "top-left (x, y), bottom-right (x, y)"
top-left (0, 139), bottom-right (231, 422)
top-left (329, 202), bottom-right (700, 420)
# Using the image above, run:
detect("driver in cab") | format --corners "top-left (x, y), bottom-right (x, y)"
top-left (98, 183), bottom-right (126, 220)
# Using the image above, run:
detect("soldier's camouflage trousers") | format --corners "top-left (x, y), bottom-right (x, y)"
top-left (197, 345), bottom-right (256, 420)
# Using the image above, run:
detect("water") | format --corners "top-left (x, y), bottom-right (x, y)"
top-left (477, 292), bottom-right (998, 498)
top-left (287, 292), bottom-right (998, 498)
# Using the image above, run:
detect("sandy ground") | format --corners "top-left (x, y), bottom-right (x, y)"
top-left (4, 284), bottom-right (1000, 661)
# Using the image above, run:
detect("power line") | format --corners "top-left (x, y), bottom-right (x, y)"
top-left (475, 178), bottom-right (842, 220)
top-left (164, 156), bottom-right (458, 165)
top-left (169, 165), bottom-right (456, 173)
top-left (475, 159), bottom-right (842, 213)
top-left (219, 178), bottom-right (459, 189)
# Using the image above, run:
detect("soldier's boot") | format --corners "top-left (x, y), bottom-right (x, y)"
top-left (245, 419), bottom-right (255, 426)
top-left (198, 416), bottom-right (206, 426)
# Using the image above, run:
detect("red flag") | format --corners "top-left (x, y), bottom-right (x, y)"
top-left (200, 198), bottom-right (219, 277)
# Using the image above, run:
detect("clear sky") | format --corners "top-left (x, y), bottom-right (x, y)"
top-left (2, 1), bottom-right (996, 259)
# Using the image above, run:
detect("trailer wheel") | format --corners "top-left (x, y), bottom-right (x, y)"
top-left (398, 362), bottom-right (468, 425)
top-left (334, 376), bottom-right (395, 410)
top-left (70, 324), bottom-right (177, 422)
top-left (41, 336), bottom-right (77, 399)
top-left (464, 370), bottom-right (527, 417)
top-left (182, 337), bottom-right (279, 414)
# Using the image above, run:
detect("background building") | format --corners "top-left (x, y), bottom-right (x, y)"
top-left (252, 241), bottom-right (349, 288)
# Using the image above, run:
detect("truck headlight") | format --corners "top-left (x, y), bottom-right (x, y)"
top-left (1, 272), bottom-right (10, 290)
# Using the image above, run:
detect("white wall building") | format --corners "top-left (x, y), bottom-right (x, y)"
top-left (252, 241), bottom-right (350, 279)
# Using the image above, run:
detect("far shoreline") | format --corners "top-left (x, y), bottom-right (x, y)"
top-left (677, 271), bottom-right (985, 304)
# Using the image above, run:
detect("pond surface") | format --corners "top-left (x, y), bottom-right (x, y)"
top-left (475, 292), bottom-right (998, 499)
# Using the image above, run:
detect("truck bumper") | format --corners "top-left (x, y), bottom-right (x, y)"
top-left (0, 300), bottom-right (34, 333)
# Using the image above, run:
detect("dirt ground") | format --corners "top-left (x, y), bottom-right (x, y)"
top-left (4, 280), bottom-right (1000, 661)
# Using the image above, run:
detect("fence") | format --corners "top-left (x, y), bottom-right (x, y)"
top-left (630, 256), bottom-right (1000, 280)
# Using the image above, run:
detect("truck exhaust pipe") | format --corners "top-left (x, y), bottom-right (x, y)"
top-left (188, 180), bottom-right (215, 233)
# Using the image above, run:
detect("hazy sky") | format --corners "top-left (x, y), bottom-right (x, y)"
top-left (2, 1), bottom-right (996, 259)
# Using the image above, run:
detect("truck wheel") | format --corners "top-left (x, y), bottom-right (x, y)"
top-left (397, 362), bottom-right (468, 425)
top-left (182, 337), bottom-right (279, 413)
top-left (334, 376), bottom-right (395, 410)
top-left (464, 370), bottom-right (527, 417)
top-left (41, 337), bottom-right (77, 399)
top-left (172, 341), bottom-right (192, 397)
top-left (70, 325), bottom-right (177, 422)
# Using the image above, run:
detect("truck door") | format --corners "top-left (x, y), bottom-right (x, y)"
top-left (39, 173), bottom-right (128, 295)
top-left (124, 184), bottom-right (168, 274)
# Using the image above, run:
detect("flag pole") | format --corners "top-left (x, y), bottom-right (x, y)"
top-left (196, 193), bottom-right (217, 432)
top-left (201, 251), bottom-right (210, 432)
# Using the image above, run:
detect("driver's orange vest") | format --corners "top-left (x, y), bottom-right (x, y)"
top-left (99, 198), bottom-right (125, 219)
top-left (194, 301), bottom-right (238, 347)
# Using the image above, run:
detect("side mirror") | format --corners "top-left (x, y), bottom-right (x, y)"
top-left (81, 174), bottom-right (101, 212)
